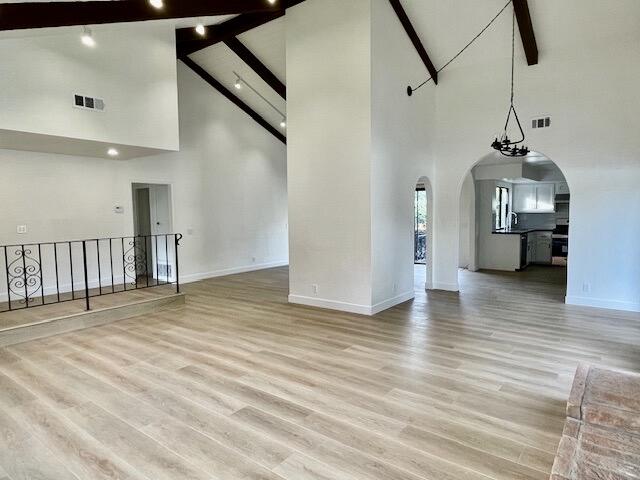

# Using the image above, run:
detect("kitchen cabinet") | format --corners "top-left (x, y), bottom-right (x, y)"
top-left (527, 233), bottom-right (535, 265)
top-left (533, 232), bottom-right (552, 264)
top-left (513, 183), bottom-right (555, 213)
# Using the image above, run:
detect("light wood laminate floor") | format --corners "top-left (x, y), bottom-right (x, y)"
top-left (0, 266), bottom-right (639, 480)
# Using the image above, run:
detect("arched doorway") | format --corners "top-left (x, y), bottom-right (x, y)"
top-left (457, 152), bottom-right (571, 303)
top-left (414, 176), bottom-right (434, 292)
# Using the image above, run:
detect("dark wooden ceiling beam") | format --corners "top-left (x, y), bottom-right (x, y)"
top-left (512, 0), bottom-right (538, 66)
top-left (224, 37), bottom-right (286, 100)
top-left (176, 0), bottom-right (305, 56)
top-left (388, 0), bottom-right (438, 85)
top-left (179, 56), bottom-right (286, 145)
top-left (177, 11), bottom-right (282, 56)
top-left (0, 0), bottom-right (277, 31)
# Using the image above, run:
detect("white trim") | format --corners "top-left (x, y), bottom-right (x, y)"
top-left (288, 294), bottom-right (372, 316)
top-left (289, 290), bottom-right (414, 316)
top-left (565, 295), bottom-right (640, 313)
top-left (432, 282), bottom-right (459, 292)
top-left (181, 261), bottom-right (289, 284)
top-left (370, 291), bottom-right (414, 315)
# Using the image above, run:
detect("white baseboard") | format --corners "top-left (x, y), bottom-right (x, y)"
top-left (288, 294), bottom-right (372, 316)
top-left (181, 261), bottom-right (289, 284)
top-left (289, 290), bottom-right (414, 316)
top-left (565, 295), bottom-right (640, 313)
top-left (432, 282), bottom-right (459, 292)
top-left (370, 291), bottom-right (414, 315)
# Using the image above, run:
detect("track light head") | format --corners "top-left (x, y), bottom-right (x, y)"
top-left (81, 27), bottom-right (95, 47)
top-left (149, 0), bottom-right (163, 9)
top-left (195, 23), bottom-right (206, 36)
top-left (280, 119), bottom-right (286, 128)
top-left (234, 78), bottom-right (242, 90)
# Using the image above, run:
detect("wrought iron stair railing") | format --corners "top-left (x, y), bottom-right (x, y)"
top-left (0, 234), bottom-right (182, 313)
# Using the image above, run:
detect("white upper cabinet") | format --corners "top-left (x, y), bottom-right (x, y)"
top-left (513, 183), bottom-right (555, 213)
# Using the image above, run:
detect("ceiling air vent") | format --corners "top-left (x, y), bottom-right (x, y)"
top-left (73, 94), bottom-right (105, 111)
top-left (531, 116), bottom-right (550, 129)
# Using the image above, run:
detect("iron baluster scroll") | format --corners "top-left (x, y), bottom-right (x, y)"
top-left (0, 234), bottom-right (182, 313)
top-left (6, 246), bottom-right (43, 307)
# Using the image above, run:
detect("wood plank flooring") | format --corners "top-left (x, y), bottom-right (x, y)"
top-left (0, 265), bottom-right (639, 480)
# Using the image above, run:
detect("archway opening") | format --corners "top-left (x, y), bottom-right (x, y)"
top-left (414, 177), bottom-right (434, 293)
top-left (457, 152), bottom-right (570, 303)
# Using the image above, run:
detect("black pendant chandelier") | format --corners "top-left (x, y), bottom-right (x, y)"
top-left (491, 8), bottom-right (530, 157)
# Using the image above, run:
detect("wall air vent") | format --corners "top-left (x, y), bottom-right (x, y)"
top-left (531, 116), bottom-right (550, 129)
top-left (73, 94), bottom-right (105, 111)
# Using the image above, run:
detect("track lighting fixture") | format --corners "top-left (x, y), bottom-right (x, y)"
top-left (149, 0), bottom-right (163, 9)
top-left (81, 26), bottom-right (95, 47)
top-left (195, 23), bottom-right (206, 36)
top-left (107, 148), bottom-right (119, 157)
top-left (267, 0), bottom-right (277, 4)
top-left (232, 71), bottom-right (286, 131)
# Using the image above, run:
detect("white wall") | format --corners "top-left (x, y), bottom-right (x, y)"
top-left (286, 0), bottom-right (436, 314)
top-left (287, 0), bottom-right (639, 313)
top-left (427, 0), bottom-right (640, 311)
top-left (458, 172), bottom-right (475, 269)
top-left (128, 62), bottom-right (289, 282)
top-left (287, 0), bottom-right (374, 313)
top-left (0, 23), bottom-right (179, 157)
top-left (370, 0), bottom-right (436, 308)
top-left (0, 61), bottom-right (288, 299)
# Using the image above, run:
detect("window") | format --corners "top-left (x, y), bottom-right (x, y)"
top-left (495, 186), bottom-right (510, 230)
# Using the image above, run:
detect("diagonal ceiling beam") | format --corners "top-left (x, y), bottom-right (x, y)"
top-left (388, 0), bottom-right (438, 85)
top-left (224, 37), bottom-right (286, 100)
top-left (179, 56), bottom-right (286, 145)
top-left (512, 0), bottom-right (538, 66)
top-left (0, 0), bottom-right (278, 31)
top-left (177, 0), bottom-right (306, 56)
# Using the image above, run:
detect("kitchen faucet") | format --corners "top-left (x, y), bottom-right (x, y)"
top-left (509, 211), bottom-right (518, 228)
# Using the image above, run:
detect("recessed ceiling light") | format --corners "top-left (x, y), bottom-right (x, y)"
top-left (280, 120), bottom-right (286, 128)
top-left (267, 0), bottom-right (277, 4)
top-left (234, 78), bottom-right (242, 90)
top-left (195, 23), bottom-right (206, 36)
top-left (107, 148), bottom-right (119, 157)
top-left (149, 0), bottom-right (163, 9)
top-left (81, 27), bottom-right (95, 47)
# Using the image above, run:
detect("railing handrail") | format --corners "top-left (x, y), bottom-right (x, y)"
top-left (0, 233), bottom-right (182, 249)
top-left (1, 233), bottom-right (182, 314)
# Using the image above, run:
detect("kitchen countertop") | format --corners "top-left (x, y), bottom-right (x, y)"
top-left (492, 228), bottom-right (555, 235)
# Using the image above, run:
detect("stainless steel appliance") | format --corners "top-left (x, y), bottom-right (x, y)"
top-left (552, 225), bottom-right (569, 257)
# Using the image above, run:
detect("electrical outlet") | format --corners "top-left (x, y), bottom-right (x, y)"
top-left (251, 256), bottom-right (256, 263)
top-left (16, 225), bottom-right (27, 234)
top-left (393, 282), bottom-right (398, 293)
top-left (582, 282), bottom-right (591, 293)
top-left (312, 284), bottom-right (319, 296)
